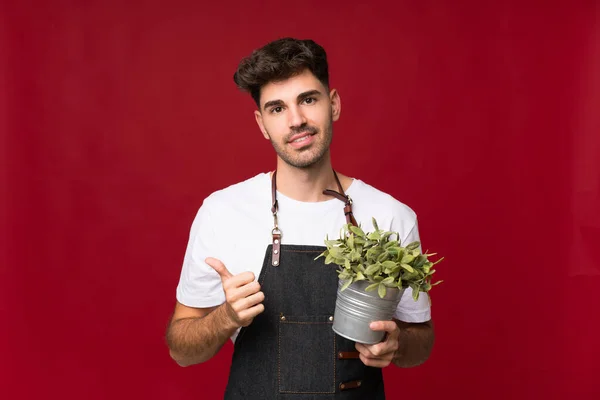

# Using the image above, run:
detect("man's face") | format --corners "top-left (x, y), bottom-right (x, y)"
top-left (254, 69), bottom-right (341, 169)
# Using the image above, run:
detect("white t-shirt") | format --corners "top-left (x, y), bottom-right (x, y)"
top-left (176, 172), bottom-right (431, 341)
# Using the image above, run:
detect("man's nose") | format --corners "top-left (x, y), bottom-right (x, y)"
top-left (288, 105), bottom-right (307, 129)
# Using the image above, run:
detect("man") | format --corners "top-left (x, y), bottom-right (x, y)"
top-left (166, 38), bottom-right (434, 399)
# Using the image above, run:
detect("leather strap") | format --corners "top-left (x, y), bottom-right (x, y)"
top-left (271, 231), bottom-right (281, 266)
top-left (271, 171), bottom-right (281, 266)
top-left (269, 169), bottom-right (357, 267)
top-left (339, 380), bottom-right (362, 390)
top-left (323, 170), bottom-right (357, 227)
top-left (337, 351), bottom-right (360, 359)
top-left (271, 170), bottom-right (278, 216)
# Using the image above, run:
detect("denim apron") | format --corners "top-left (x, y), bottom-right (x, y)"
top-left (223, 171), bottom-right (385, 399)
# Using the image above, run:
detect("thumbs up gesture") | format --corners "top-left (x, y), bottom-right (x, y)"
top-left (205, 257), bottom-right (265, 328)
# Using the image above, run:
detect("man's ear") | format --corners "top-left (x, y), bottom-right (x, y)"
top-left (330, 89), bottom-right (341, 122)
top-left (254, 110), bottom-right (270, 140)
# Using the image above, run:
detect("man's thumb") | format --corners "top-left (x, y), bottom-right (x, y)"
top-left (205, 257), bottom-right (233, 280)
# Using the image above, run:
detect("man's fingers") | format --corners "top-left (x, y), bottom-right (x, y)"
top-left (369, 320), bottom-right (397, 333)
top-left (230, 290), bottom-right (264, 312)
top-left (238, 291), bottom-right (265, 310)
top-left (356, 343), bottom-right (394, 368)
top-left (224, 272), bottom-right (256, 291)
top-left (238, 303), bottom-right (265, 325)
top-left (368, 341), bottom-right (396, 357)
top-left (356, 339), bottom-right (397, 358)
top-left (354, 321), bottom-right (400, 368)
top-left (227, 281), bottom-right (261, 302)
top-left (355, 343), bottom-right (377, 359)
top-left (205, 258), bottom-right (262, 328)
top-left (359, 353), bottom-right (391, 368)
top-left (205, 257), bottom-right (233, 280)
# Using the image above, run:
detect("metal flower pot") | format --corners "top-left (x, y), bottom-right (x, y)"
top-left (332, 279), bottom-right (404, 344)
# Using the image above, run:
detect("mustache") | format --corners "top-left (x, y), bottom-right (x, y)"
top-left (287, 125), bottom-right (318, 141)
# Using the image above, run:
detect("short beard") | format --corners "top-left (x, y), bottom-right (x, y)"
top-left (269, 121), bottom-right (333, 169)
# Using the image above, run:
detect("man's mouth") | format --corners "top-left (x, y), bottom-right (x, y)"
top-left (290, 134), bottom-right (313, 143)
top-left (287, 131), bottom-right (317, 148)
top-left (288, 130), bottom-right (317, 144)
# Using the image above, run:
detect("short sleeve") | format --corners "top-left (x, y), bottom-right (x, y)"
top-left (394, 218), bottom-right (432, 322)
top-left (176, 200), bottom-right (226, 308)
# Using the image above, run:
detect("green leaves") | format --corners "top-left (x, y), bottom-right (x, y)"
top-left (349, 226), bottom-right (366, 237)
top-left (365, 263), bottom-right (381, 275)
top-left (367, 230), bottom-right (382, 240)
top-left (381, 276), bottom-right (395, 287)
top-left (372, 217), bottom-right (380, 231)
top-left (400, 263), bottom-right (414, 273)
top-left (401, 253), bottom-right (416, 264)
top-left (378, 283), bottom-right (387, 298)
top-left (365, 282), bottom-right (380, 292)
top-left (406, 241), bottom-right (420, 251)
top-left (316, 218), bottom-right (444, 299)
top-left (341, 278), bottom-right (354, 291)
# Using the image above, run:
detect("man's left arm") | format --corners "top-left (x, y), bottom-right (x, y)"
top-left (355, 318), bottom-right (435, 368)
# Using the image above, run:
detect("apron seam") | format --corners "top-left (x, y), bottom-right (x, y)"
top-left (278, 321), bottom-right (281, 393)
top-left (279, 391), bottom-right (336, 394)
top-left (283, 250), bottom-right (323, 253)
top-left (334, 332), bottom-right (337, 392)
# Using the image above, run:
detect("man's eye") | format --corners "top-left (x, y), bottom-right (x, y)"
top-left (303, 97), bottom-right (316, 105)
top-left (271, 107), bottom-right (283, 114)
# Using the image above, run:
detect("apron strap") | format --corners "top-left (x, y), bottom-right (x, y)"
top-left (271, 171), bottom-right (281, 266)
top-left (269, 169), bottom-right (357, 267)
top-left (323, 170), bottom-right (358, 227)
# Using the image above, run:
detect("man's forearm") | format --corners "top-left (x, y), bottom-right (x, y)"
top-left (166, 304), bottom-right (236, 367)
top-left (392, 319), bottom-right (435, 368)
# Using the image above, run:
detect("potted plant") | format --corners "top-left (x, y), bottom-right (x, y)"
top-left (316, 218), bottom-right (443, 344)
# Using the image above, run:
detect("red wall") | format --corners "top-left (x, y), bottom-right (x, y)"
top-left (2, 1), bottom-right (599, 399)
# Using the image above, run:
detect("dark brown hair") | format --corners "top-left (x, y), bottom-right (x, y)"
top-left (233, 38), bottom-right (330, 107)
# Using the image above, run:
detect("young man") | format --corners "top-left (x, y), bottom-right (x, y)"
top-left (166, 38), bottom-right (434, 399)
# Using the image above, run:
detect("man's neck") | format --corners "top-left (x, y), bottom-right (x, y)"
top-left (272, 154), bottom-right (351, 202)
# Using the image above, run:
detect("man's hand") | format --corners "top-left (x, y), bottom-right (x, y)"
top-left (354, 321), bottom-right (400, 368)
top-left (205, 257), bottom-right (265, 329)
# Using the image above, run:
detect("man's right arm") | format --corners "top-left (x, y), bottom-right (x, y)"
top-left (166, 257), bottom-right (264, 367)
top-left (167, 302), bottom-right (237, 367)
top-left (166, 302), bottom-right (237, 367)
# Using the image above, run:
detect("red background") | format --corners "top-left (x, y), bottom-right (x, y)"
top-left (2, 1), bottom-right (599, 399)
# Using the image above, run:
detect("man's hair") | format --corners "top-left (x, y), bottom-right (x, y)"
top-left (233, 38), bottom-right (330, 107)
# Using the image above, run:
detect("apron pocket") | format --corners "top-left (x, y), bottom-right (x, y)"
top-left (278, 314), bottom-right (336, 394)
